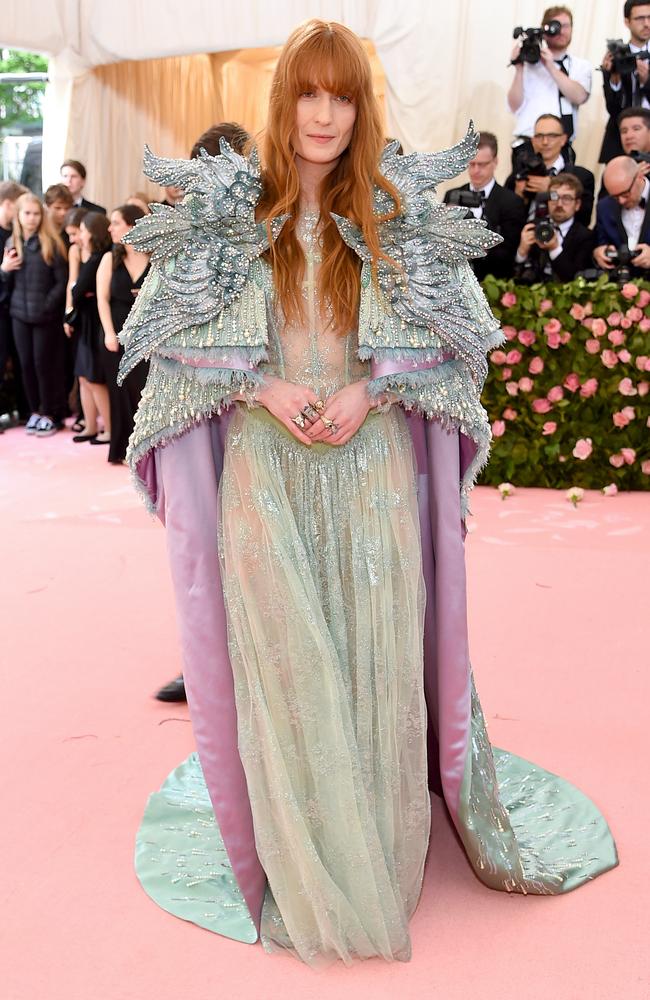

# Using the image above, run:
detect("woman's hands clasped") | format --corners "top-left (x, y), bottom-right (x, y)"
top-left (255, 376), bottom-right (373, 447)
top-left (305, 380), bottom-right (372, 446)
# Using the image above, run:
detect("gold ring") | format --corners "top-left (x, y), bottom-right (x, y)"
top-left (321, 417), bottom-right (334, 430)
top-left (313, 399), bottom-right (325, 412)
top-left (291, 412), bottom-right (306, 429)
top-left (302, 404), bottom-right (319, 422)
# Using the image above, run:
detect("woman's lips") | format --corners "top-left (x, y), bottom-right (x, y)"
top-left (308, 134), bottom-right (335, 143)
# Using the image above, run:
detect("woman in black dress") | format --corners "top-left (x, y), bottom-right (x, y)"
top-left (70, 212), bottom-right (112, 443)
top-left (96, 205), bottom-right (150, 464)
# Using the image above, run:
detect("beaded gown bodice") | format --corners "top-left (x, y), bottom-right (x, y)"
top-left (265, 211), bottom-right (369, 397)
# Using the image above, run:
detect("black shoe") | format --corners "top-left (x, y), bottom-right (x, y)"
top-left (72, 433), bottom-right (98, 443)
top-left (155, 676), bottom-right (186, 702)
top-left (89, 436), bottom-right (110, 445)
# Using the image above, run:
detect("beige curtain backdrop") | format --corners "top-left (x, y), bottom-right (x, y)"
top-left (0, 0), bottom-right (634, 206)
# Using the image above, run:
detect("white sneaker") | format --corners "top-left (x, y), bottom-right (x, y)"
top-left (35, 416), bottom-right (62, 437)
top-left (25, 413), bottom-right (42, 434)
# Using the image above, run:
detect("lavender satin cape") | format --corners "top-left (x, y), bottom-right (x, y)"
top-left (140, 411), bottom-right (475, 934)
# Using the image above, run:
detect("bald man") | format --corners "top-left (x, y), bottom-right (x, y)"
top-left (594, 155), bottom-right (650, 271)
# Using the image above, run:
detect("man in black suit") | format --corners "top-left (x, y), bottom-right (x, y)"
top-left (60, 159), bottom-right (106, 215)
top-left (444, 131), bottom-right (526, 280)
top-left (515, 172), bottom-right (595, 281)
top-left (599, 1), bottom-right (650, 163)
top-left (594, 155), bottom-right (650, 275)
top-left (506, 113), bottom-right (594, 226)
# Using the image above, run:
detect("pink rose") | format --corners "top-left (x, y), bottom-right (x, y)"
top-left (506, 349), bottom-right (522, 365)
top-left (636, 355), bottom-right (649, 370)
top-left (585, 338), bottom-right (601, 354)
top-left (580, 377), bottom-right (599, 398)
top-left (542, 421), bottom-right (557, 435)
top-left (505, 381), bottom-right (519, 396)
top-left (502, 325), bottom-right (518, 341)
top-left (646, 359), bottom-right (650, 371)
top-left (492, 420), bottom-right (506, 437)
top-left (518, 377), bottom-right (533, 392)
top-left (621, 448), bottom-right (636, 465)
top-left (539, 298), bottom-right (553, 312)
top-left (584, 301), bottom-right (593, 315)
top-left (582, 316), bottom-right (594, 329)
top-left (529, 356), bottom-right (544, 374)
top-left (601, 350), bottom-right (618, 368)
top-left (560, 330), bottom-right (571, 344)
top-left (501, 367), bottom-right (513, 379)
top-left (612, 411), bottom-right (630, 428)
top-left (609, 453), bottom-right (625, 468)
top-left (602, 484), bottom-right (618, 496)
top-left (638, 381), bottom-right (649, 396)
top-left (618, 377), bottom-right (637, 396)
top-left (572, 438), bottom-right (593, 460)
top-left (544, 318), bottom-right (562, 335)
top-left (503, 407), bottom-right (518, 420)
top-left (518, 328), bottom-right (536, 347)
top-left (607, 312), bottom-right (622, 326)
top-left (547, 385), bottom-right (564, 403)
top-left (638, 290), bottom-right (650, 307)
top-left (642, 460), bottom-right (650, 475)
top-left (591, 317), bottom-right (607, 337)
top-left (564, 373), bottom-right (581, 392)
top-left (491, 350), bottom-right (507, 365)
top-left (618, 349), bottom-right (632, 363)
top-left (501, 292), bottom-right (517, 307)
top-left (621, 282), bottom-right (639, 300)
top-left (532, 398), bottom-right (552, 413)
top-left (620, 317), bottom-right (632, 329)
top-left (621, 405), bottom-right (636, 420)
top-left (547, 330), bottom-right (562, 349)
top-left (608, 329), bottom-right (625, 346)
top-left (626, 306), bottom-right (643, 322)
top-left (640, 317), bottom-right (650, 332)
top-left (569, 303), bottom-right (585, 320)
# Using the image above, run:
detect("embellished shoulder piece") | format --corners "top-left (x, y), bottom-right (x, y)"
top-left (118, 140), bottom-right (284, 504)
top-left (332, 123), bottom-right (504, 512)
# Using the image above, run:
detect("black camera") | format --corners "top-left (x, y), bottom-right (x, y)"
top-left (514, 149), bottom-right (547, 182)
top-left (629, 149), bottom-right (650, 164)
top-left (604, 243), bottom-right (642, 284)
top-left (446, 190), bottom-right (484, 210)
top-left (512, 20), bottom-right (562, 65)
top-left (606, 38), bottom-right (650, 76)
top-left (533, 193), bottom-right (556, 244)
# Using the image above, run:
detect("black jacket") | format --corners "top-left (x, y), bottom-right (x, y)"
top-left (594, 194), bottom-right (650, 277)
top-left (600, 57), bottom-right (650, 163)
top-left (504, 160), bottom-right (595, 228)
top-left (516, 219), bottom-right (596, 282)
top-left (1, 235), bottom-right (68, 324)
top-left (443, 182), bottom-right (526, 280)
top-left (79, 197), bottom-right (107, 215)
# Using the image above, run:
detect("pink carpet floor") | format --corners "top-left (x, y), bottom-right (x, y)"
top-left (1, 425), bottom-right (647, 1000)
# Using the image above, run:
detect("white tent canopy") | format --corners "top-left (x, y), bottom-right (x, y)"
top-left (2, 1), bottom-right (628, 209)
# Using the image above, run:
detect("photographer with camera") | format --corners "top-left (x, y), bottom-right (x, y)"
top-left (508, 6), bottom-right (591, 148)
top-left (514, 173), bottom-right (595, 282)
top-left (600, 2), bottom-right (650, 163)
top-left (443, 132), bottom-right (526, 280)
top-left (506, 113), bottom-right (594, 226)
top-left (594, 155), bottom-right (650, 276)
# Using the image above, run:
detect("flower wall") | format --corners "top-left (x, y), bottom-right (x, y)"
top-left (480, 276), bottom-right (650, 490)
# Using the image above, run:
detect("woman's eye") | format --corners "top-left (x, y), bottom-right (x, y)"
top-left (337, 95), bottom-right (352, 103)
top-left (300, 91), bottom-right (315, 98)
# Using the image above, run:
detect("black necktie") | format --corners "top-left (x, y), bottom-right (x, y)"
top-left (548, 167), bottom-right (557, 176)
top-left (554, 57), bottom-right (568, 75)
top-left (640, 197), bottom-right (646, 209)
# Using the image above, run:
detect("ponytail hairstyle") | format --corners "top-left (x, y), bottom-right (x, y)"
top-left (110, 204), bottom-right (145, 270)
top-left (259, 19), bottom-right (401, 335)
top-left (12, 192), bottom-right (67, 265)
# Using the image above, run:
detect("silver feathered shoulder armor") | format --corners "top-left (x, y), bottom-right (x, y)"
top-left (118, 139), bottom-right (284, 381)
top-left (332, 122), bottom-right (503, 386)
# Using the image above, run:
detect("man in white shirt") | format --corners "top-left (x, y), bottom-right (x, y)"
top-left (594, 156), bottom-right (650, 274)
top-left (600, 1), bottom-right (650, 162)
top-left (507, 5), bottom-right (591, 145)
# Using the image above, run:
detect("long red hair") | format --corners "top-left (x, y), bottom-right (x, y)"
top-left (259, 20), bottom-right (401, 334)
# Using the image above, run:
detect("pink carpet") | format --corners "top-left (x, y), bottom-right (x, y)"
top-left (1, 425), bottom-right (647, 1000)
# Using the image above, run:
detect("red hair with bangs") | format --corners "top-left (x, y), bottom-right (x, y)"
top-left (259, 19), bottom-right (401, 334)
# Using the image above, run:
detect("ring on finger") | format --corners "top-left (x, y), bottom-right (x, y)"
top-left (291, 412), bottom-right (306, 429)
top-left (302, 404), bottom-right (319, 422)
top-left (321, 416), bottom-right (335, 430)
top-left (313, 399), bottom-right (325, 412)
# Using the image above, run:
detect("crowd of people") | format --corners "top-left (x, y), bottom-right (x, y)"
top-left (446, 1), bottom-right (650, 286)
top-left (2, 2), bottom-right (650, 446)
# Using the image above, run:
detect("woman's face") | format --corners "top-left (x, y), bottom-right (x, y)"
top-left (66, 224), bottom-right (81, 245)
top-left (293, 86), bottom-right (356, 166)
top-left (19, 202), bottom-right (42, 236)
top-left (109, 211), bottom-right (130, 244)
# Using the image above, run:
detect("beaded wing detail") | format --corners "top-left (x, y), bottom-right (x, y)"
top-left (118, 140), bottom-right (283, 380)
top-left (332, 122), bottom-right (502, 387)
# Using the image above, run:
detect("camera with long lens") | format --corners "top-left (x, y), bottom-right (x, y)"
top-left (606, 38), bottom-right (650, 76)
top-left (511, 20), bottom-right (562, 65)
top-left (446, 189), bottom-right (484, 211)
top-left (514, 149), bottom-right (547, 182)
top-left (604, 243), bottom-right (642, 285)
top-left (533, 193), bottom-right (556, 244)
